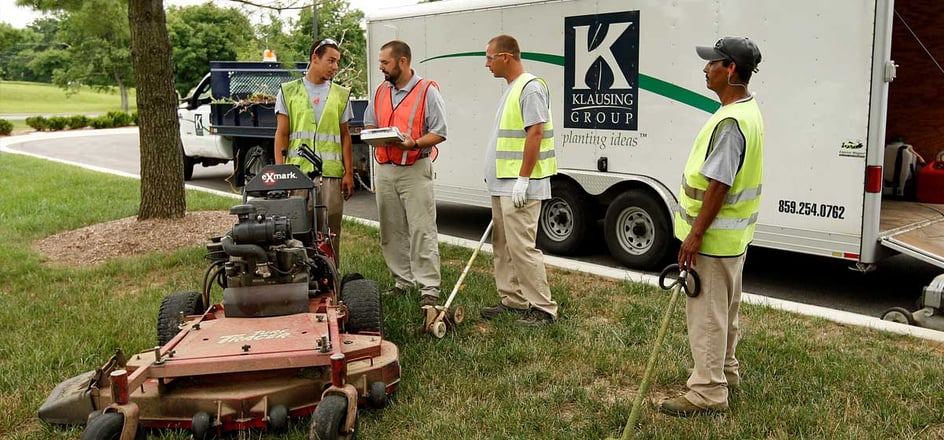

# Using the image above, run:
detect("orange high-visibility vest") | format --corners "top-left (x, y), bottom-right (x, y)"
top-left (373, 78), bottom-right (438, 165)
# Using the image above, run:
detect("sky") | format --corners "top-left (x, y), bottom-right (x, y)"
top-left (0, 0), bottom-right (420, 29)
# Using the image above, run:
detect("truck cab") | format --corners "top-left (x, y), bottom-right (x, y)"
top-left (178, 72), bottom-right (234, 180)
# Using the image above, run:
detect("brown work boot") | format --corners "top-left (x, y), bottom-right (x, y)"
top-left (382, 285), bottom-right (410, 296)
top-left (419, 294), bottom-right (439, 307)
top-left (514, 309), bottom-right (556, 327)
top-left (659, 395), bottom-right (728, 417)
top-left (480, 303), bottom-right (527, 320)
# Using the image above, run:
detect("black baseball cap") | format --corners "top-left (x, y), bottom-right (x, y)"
top-left (696, 37), bottom-right (762, 72)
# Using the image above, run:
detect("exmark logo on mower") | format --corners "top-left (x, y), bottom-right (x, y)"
top-left (564, 11), bottom-right (640, 131)
top-left (260, 170), bottom-right (299, 186)
top-left (218, 329), bottom-right (291, 343)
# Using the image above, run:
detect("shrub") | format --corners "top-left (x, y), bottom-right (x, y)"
top-left (47, 116), bottom-right (68, 131)
top-left (0, 119), bottom-right (12, 136)
top-left (131, 111), bottom-right (138, 125)
top-left (90, 115), bottom-right (115, 129)
top-left (25, 116), bottom-right (50, 131)
top-left (67, 115), bottom-right (90, 130)
top-left (105, 110), bottom-right (133, 127)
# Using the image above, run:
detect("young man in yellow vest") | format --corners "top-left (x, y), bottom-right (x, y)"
top-left (660, 36), bottom-right (764, 416)
top-left (274, 38), bottom-right (354, 262)
top-left (364, 40), bottom-right (448, 308)
top-left (479, 34), bottom-right (558, 327)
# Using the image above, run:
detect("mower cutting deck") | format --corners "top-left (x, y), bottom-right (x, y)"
top-left (39, 156), bottom-right (400, 439)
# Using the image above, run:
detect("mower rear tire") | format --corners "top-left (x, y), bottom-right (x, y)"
top-left (309, 394), bottom-right (350, 440)
top-left (341, 279), bottom-right (382, 334)
top-left (80, 412), bottom-right (144, 440)
top-left (340, 273), bottom-right (365, 292)
top-left (157, 291), bottom-right (205, 346)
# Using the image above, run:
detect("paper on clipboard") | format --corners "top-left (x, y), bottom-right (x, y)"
top-left (360, 127), bottom-right (407, 146)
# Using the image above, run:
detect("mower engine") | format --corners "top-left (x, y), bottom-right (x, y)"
top-left (216, 203), bottom-right (310, 288)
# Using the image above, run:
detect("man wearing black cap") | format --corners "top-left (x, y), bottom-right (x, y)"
top-left (661, 36), bottom-right (764, 417)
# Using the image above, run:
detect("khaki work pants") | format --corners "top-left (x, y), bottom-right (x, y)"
top-left (375, 159), bottom-right (441, 296)
top-left (319, 177), bottom-right (344, 263)
top-left (490, 196), bottom-right (557, 317)
top-left (684, 252), bottom-right (745, 409)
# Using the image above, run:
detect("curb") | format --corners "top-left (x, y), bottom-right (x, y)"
top-left (5, 130), bottom-right (943, 343)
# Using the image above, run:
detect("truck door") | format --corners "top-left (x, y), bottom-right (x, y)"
top-left (177, 74), bottom-right (217, 157)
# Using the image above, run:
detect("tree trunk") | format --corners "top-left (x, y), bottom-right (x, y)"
top-left (129, 0), bottom-right (185, 220)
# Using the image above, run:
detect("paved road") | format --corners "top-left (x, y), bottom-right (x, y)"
top-left (4, 129), bottom-right (941, 319)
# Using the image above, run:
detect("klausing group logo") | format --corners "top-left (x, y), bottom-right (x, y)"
top-left (564, 11), bottom-right (640, 131)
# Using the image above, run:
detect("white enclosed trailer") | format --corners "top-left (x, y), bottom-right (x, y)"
top-left (365, 0), bottom-right (944, 285)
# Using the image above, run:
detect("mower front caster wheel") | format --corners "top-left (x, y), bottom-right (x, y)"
top-left (882, 307), bottom-right (916, 325)
top-left (309, 394), bottom-right (352, 440)
top-left (368, 381), bottom-right (388, 409)
top-left (81, 412), bottom-right (144, 440)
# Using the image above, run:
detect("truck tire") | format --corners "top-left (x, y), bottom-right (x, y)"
top-left (537, 180), bottom-right (591, 255)
top-left (341, 279), bottom-right (382, 334)
top-left (242, 144), bottom-right (270, 184)
top-left (180, 139), bottom-right (194, 181)
top-left (157, 291), bottom-right (205, 346)
top-left (604, 190), bottom-right (674, 270)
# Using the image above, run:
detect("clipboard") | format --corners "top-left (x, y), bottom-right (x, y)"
top-left (360, 127), bottom-right (407, 146)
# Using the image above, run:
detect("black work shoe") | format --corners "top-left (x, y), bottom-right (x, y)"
top-left (419, 294), bottom-right (439, 307)
top-left (514, 309), bottom-right (556, 327)
top-left (382, 285), bottom-right (409, 296)
top-left (480, 303), bottom-right (528, 320)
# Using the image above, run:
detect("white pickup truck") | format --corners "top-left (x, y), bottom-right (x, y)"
top-left (177, 61), bottom-right (367, 186)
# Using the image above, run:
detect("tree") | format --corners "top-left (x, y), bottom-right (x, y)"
top-left (166, 3), bottom-right (255, 97)
top-left (19, 0), bottom-right (135, 111)
top-left (129, 0), bottom-right (185, 220)
top-left (290, 0), bottom-right (367, 97)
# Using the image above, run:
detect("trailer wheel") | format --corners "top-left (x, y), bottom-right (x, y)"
top-left (157, 291), bottom-right (205, 346)
top-left (181, 139), bottom-right (195, 181)
top-left (309, 394), bottom-right (350, 440)
top-left (80, 412), bottom-right (144, 440)
top-left (881, 307), bottom-right (916, 325)
top-left (341, 279), bottom-right (382, 334)
top-left (537, 181), bottom-right (591, 255)
top-left (604, 190), bottom-right (673, 270)
top-left (242, 144), bottom-right (270, 184)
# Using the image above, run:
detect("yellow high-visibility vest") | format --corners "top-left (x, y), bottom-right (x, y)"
top-left (495, 73), bottom-right (556, 179)
top-left (674, 98), bottom-right (764, 256)
top-left (281, 79), bottom-right (350, 177)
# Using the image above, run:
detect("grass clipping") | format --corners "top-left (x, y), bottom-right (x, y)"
top-left (32, 211), bottom-right (233, 266)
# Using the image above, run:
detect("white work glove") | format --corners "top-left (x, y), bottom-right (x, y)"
top-left (512, 176), bottom-right (530, 208)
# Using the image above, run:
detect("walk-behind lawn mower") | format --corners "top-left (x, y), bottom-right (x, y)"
top-left (39, 145), bottom-right (399, 440)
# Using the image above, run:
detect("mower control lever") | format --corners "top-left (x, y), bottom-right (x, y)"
top-left (657, 264), bottom-right (701, 298)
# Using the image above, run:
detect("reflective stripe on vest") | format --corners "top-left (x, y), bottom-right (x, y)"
top-left (674, 97), bottom-right (764, 256)
top-left (496, 73), bottom-right (557, 179)
top-left (281, 79), bottom-right (350, 177)
top-left (373, 79), bottom-right (436, 165)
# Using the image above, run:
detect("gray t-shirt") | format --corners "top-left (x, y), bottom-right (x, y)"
top-left (700, 96), bottom-right (755, 186)
top-left (275, 78), bottom-right (352, 124)
top-left (363, 72), bottom-right (447, 138)
top-left (485, 78), bottom-right (552, 199)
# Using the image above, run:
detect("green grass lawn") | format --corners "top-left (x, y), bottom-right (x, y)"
top-left (1, 152), bottom-right (943, 440)
top-left (0, 80), bottom-right (136, 115)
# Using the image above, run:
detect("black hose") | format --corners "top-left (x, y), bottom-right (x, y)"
top-left (221, 234), bottom-right (267, 262)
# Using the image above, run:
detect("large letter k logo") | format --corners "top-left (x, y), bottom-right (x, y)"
top-left (572, 22), bottom-right (632, 90)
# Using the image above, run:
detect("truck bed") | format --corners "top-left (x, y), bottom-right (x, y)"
top-left (879, 200), bottom-right (944, 269)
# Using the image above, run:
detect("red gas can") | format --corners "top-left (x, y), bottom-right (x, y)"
top-left (916, 161), bottom-right (944, 204)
